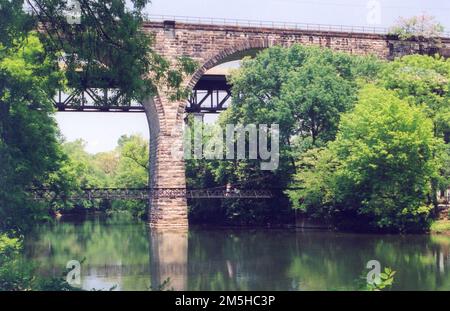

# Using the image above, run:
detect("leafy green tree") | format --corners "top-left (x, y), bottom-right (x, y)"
top-left (26, 0), bottom-right (197, 102)
top-left (389, 14), bottom-right (444, 40)
top-left (62, 139), bottom-right (112, 188)
top-left (59, 134), bottom-right (149, 189)
top-left (43, 138), bottom-right (117, 213)
top-left (227, 44), bottom-right (378, 147)
top-left (113, 134), bottom-right (148, 187)
top-left (93, 151), bottom-right (119, 177)
top-left (1, 1), bottom-right (194, 229)
top-left (288, 85), bottom-right (443, 232)
top-left (187, 45), bottom-right (381, 225)
top-left (0, 0), bottom-right (34, 46)
top-left (380, 54), bottom-right (450, 203)
top-left (0, 31), bottom-right (64, 230)
top-left (279, 60), bottom-right (356, 145)
top-left (111, 134), bottom-right (149, 218)
top-left (53, 135), bottom-right (148, 216)
top-left (380, 55), bottom-right (450, 142)
top-left (224, 45), bottom-right (381, 184)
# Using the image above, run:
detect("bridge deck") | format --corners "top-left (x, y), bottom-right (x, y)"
top-left (30, 188), bottom-right (274, 200)
top-left (145, 15), bottom-right (450, 38)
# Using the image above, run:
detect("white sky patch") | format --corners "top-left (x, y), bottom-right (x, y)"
top-left (56, 113), bottom-right (150, 154)
top-left (147, 0), bottom-right (450, 30)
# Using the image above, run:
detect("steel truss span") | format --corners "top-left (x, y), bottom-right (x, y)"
top-left (54, 74), bottom-right (231, 114)
top-left (53, 88), bottom-right (145, 113)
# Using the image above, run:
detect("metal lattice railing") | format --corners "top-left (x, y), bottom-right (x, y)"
top-left (29, 188), bottom-right (274, 200)
top-left (145, 14), bottom-right (450, 38)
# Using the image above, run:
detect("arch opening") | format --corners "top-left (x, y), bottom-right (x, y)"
top-left (148, 43), bottom-right (272, 228)
top-left (181, 43), bottom-right (268, 122)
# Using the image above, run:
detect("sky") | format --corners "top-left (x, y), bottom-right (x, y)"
top-left (55, 0), bottom-right (450, 153)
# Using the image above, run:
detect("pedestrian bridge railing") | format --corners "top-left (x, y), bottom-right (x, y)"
top-left (29, 188), bottom-right (274, 200)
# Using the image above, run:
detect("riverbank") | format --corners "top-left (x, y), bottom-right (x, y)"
top-left (54, 209), bottom-right (450, 235)
top-left (431, 220), bottom-right (450, 235)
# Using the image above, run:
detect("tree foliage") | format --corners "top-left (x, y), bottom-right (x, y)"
top-left (26, 0), bottom-right (197, 101)
top-left (389, 14), bottom-right (444, 40)
top-left (379, 54), bottom-right (450, 143)
top-left (111, 134), bottom-right (149, 218)
top-left (57, 134), bottom-right (149, 218)
top-left (287, 85), bottom-right (443, 232)
top-left (114, 134), bottom-right (148, 188)
top-left (0, 30), bottom-right (64, 230)
top-left (185, 45), bottom-right (382, 225)
top-left (0, 1), bottom-right (192, 230)
top-left (379, 54), bottom-right (450, 197)
top-left (228, 44), bottom-right (380, 146)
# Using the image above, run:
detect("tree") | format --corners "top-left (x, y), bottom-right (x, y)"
top-left (26, 0), bottom-right (197, 102)
top-left (224, 45), bottom-right (381, 191)
top-left (0, 0), bottom-right (34, 47)
top-left (54, 135), bottom-right (148, 217)
top-left (379, 54), bottom-right (450, 203)
top-left (228, 44), bottom-right (378, 148)
top-left (280, 60), bottom-right (356, 145)
top-left (287, 85), bottom-right (443, 232)
top-left (380, 54), bottom-right (450, 142)
top-left (390, 14), bottom-right (444, 40)
top-left (114, 134), bottom-right (148, 188)
top-left (191, 45), bottom-right (381, 225)
top-left (1, 1), bottom-right (195, 229)
top-left (112, 134), bottom-right (149, 218)
top-left (0, 30), bottom-right (64, 230)
top-left (61, 139), bottom-right (112, 188)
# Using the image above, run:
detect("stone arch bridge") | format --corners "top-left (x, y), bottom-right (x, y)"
top-left (55, 16), bottom-right (450, 228)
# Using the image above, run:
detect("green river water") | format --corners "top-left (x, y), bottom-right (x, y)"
top-left (22, 214), bottom-right (450, 290)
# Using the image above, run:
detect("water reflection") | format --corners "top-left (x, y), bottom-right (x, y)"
top-left (149, 229), bottom-right (188, 290)
top-left (22, 215), bottom-right (450, 291)
top-left (24, 214), bottom-right (151, 290)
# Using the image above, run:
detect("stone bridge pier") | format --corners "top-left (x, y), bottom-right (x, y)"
top-left (143, 94), bottom-right (188, 228)
top-left (141, 19), bottom-right (450, 228)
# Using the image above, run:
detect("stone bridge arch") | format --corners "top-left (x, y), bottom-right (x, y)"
top-left (146, 42), bottom-right (275, 229)
top-left (179, 40), bottom-right (270, 122)
top-left (142, 20), bottom-right (450, 228)
top-left (145, 41), bottom-right (281, 228)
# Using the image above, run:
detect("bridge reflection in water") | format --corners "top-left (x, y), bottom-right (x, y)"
top-left (149, 229), bottom-right (188, 291)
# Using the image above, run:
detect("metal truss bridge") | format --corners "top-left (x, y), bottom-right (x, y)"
top-left (54, 74), bottom-right (230, 114)
top-left (30, 188), bottom-right (274, 201)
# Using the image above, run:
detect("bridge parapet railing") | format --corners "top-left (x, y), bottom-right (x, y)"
top-left (147, 14), bottom-right (388, 35)
top-left (146, 15), bottom-right (450, 38)
top-left (29, 188), bottom-right (274, 200)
